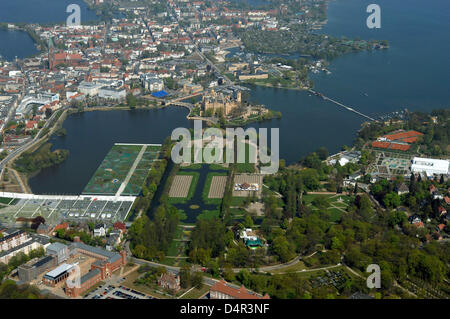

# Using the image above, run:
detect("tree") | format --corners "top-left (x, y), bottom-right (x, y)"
top-left (192, 272), bottom-right (204, 289)
top-left (0, 263), bottom-right (7, 282)
top-left (126, 93), bottom-right (137, 109)
top-left (316, 147), bottom-right (329, 160)
top-left (180, 265), bottom-right (192, 289)
top-left (272, 235), bottom-right (295, 263)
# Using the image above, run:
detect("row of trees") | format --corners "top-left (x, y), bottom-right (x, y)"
top-left (130, 137), bottom-right (173, 216)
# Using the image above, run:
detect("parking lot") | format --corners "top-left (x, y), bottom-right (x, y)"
top-left (84, 284), bottom-right (155, 300)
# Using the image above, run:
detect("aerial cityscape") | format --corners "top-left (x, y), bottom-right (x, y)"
top-left (0, 0), bottom-right (448, 307)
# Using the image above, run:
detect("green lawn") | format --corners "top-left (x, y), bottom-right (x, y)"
top-left (180, 284), bottom-right (211, 299)
top-left (180, 163), bottom-right (202, 170)
top-left (0, 197), bottom-right (13, 205)
top-left (302, 194), bottom-right (351, 222)
top-left (269, 261), bottom-right (307, 274)
top-left (197, 209), bottom-right (220, 221)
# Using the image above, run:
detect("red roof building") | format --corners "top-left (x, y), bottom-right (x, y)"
top-left (372, 141), bottom-right (390, 149)
top-left (54, 222), bottom-right (69, 231)
top-left (210, 280), bottom-right (270, 299)
top-left (372, 130), bottom-right (423, 152)
top-left (113, 222), bottom-right (126, 232)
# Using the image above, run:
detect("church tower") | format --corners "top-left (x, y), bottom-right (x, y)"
top-left (48, 37), bottom-right (55, 70)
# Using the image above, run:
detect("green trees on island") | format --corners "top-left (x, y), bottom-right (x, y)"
top-left (14, 143), bottom-right (68, 175)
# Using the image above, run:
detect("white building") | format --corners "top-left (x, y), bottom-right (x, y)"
top-left (240, 228), bottom-right (258, 242)
top-left (411, 157), bottom-right (449, 177)
top-left (0, 230), bottom-right (50, 264)
top-left (98, 86), bottom-right (126, 100)
top-left (140, 74), bottom-right (164, 92)
top-left (78, 81), bottom-right (102, 96)
top-left (94, 224), bottom-right (107, 237)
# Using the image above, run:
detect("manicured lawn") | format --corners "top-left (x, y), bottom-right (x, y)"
top-left (229, 207), bottom-right (247, 217)
top-left (269, 261), bottom-right (307, 274)
top-left (209, 163), bottom-right (228, 171)
top-left (180, 163), bottom-right (202, 170)
top-left (197, 209), bottom-right (220, 221)
top-left (230, 196), bottom-right (247, 206)
top-left (122, 270), bottom-right (170, 299)
top-left (236, 162), bottom-right (256, 173)
top-left (180, 284), bottom-right (211, 299)
top-left (303, 194), bottom-right (351, 222)
top-left (0, 197), bottom-right (13, 205)
top-left (328, 208), bottom-right (344, 222)
top-left (166, 227), bottom-right (186, 257)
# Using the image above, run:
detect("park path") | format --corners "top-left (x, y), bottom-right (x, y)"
top-left (115, 145), bottom-right (147, 196)
top-left (10, 168), bottom-right (30, 194)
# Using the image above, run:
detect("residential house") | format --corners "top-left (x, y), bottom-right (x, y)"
top-left (93, 224), bottom-right (106, 237)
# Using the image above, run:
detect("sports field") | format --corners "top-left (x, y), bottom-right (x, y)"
top-left (82, 144), bottom-right (161, 196)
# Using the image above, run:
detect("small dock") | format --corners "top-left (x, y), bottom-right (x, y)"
top-left (308, 89), bottom-right (377, 122)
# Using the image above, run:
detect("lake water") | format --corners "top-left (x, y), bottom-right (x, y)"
top-left (0, 29), bottom-right (39, 61)
top-left (0, 0), bottom-right (99, 24)
top-left (312, 0), bottom-right (450, 115)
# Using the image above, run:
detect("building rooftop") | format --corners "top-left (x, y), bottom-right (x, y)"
top-left (44, 263), bottom-right (74, 280)
top-left (80, 268), bottom-right (101, 285)
top-left (0, 229), bottom-right (25, 244)
top-left (71, 241), bottom-right (121, 264)
top-left (211, 279), bottom-right (270, 299)
top-left (46, 242), bottom-right (68, 253)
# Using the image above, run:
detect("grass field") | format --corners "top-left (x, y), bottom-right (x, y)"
top-left (121, 269), bottom-right (169, 299)
top-left (180, 284), bottom-right (211, 299)
top-left (269, 261), bottom-right (307, 274)
top-left (197, 209), bottom-right (220, 220)
top-left (303, 194), bottom-right (352, 222)
top-left (0, 197), bottom-right (13, 205)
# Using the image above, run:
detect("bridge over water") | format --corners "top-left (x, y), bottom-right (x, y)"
top-left (308, 89), bottom-right (377, 122)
